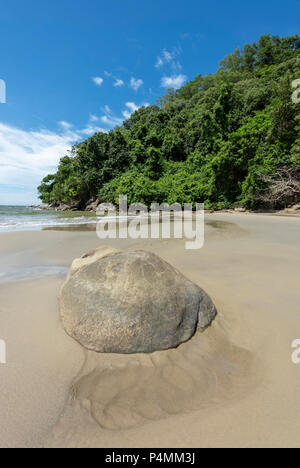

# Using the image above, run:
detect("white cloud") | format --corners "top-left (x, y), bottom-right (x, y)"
top-left (80, 125), bottom-right (105, 136)
top-left (0, 122), bottom-right (78, 204)
top-left (100, 115), bottom-right (122, 126)
top-left (130, 77), bottom-right (143, 91)
top-left (122, 102), bottom-right (149, 120)
top-left (92, 77), bottom-right (104, 86)
top-left (163, 49), bottom-right (173, 63)
top-left (155, 56), bottom-right (164, 68)
top-left (100, 102), bottom-right (149, 126)
top-left (155, 47), bottom-right (183, 73)
top-left (155, 49), bottom-right (174, 68)
top-left (121, 111), bottom-right (131, 120)
top-left (113, 79), bottom-right (124, 87)
top-left (78, 113), bottom-right (107, 135)
top-left (104, 72), bottom-right (125, 88)
top-left (122, 102), bottom-right (139, 119)
top-left (59, 121), bottom-right (73, 129)
top-left (161, 74), bottom-right (187, 89)
top-left (100, 106), bottom-right (123, 127)
top-left (0, 118), bottom-right (109, 204)
top-left (0, 95), bottom-right (150, 204)
top-left (125, 102), bottom-right (139, 113)
top-left (89, 114), bottom-right (99, 122)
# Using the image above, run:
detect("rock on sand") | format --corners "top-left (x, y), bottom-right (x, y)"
top-left (59, 249), bottom-right (217, 354)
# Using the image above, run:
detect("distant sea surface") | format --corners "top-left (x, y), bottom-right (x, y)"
top-left (0, 206), bottom-right (99, 232)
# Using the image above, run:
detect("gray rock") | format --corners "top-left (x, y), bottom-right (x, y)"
top-left (57, 203), bottom-right (70, 212)
top-left (234, 205), bottom-right (247, 213)
top-left (49, 200), bottom-right (60, 208)
top-left (59, 250), bottom-right (217, 354)
top-left (67, 246), bottom-right (119, 280)
top-left (31, 203), bottom-right (51, 210)
top-left (68, 200), bottom-right (82, 211)
top-left (85, 198), bottom-right (100, 212)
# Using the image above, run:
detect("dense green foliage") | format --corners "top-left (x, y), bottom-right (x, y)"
top-left (38, 35), bottom-right (300, 209)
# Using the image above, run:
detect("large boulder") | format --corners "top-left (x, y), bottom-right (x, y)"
top-left (59, 250), bottom-right (217, 354)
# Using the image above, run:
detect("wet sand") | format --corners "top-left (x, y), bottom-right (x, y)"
top-left (0, 213), bottom-right (300, 448)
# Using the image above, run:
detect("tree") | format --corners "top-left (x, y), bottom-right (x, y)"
top-left (256, 166), bottom-right (300, 208)
top-left (38, 34), bottom-right (300, 211)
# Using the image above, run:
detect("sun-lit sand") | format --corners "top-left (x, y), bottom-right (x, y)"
top-left (0, 213), bottom-right (300, 448)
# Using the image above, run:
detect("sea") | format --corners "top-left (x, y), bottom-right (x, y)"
top-left (0, 205), bottom-right (99, 232)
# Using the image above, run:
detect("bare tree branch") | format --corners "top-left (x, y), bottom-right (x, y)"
top-left (256, 166), bottom-right (300, 208)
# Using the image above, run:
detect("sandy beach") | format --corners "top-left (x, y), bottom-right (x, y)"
top-left (0, 213), bottom-right (300, 448)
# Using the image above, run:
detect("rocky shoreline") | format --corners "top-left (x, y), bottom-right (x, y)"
top-left (31, 198), bottom-right (101, 212)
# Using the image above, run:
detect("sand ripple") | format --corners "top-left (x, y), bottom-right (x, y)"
top-left (44, 318), bottom-right (259, 447)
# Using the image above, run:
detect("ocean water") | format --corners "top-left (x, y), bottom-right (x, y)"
top-left (0, 205), bottom-right (99, 232)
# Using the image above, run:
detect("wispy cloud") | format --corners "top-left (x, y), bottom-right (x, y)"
top-left (100, 105), bottom-right (124, 127)
top-left (103, 73), bottom-right (143, 91)
top-left (58, 121), bottom-right (73, 130)
top-left (0, 123), bottom-right (77, 204)
top-left (155, 49), bottom-right (173, 68)
top-left (155, 47), bottom-right (182, 72)
top-left (100, 102), bottom-right (149, 127)
top-left (92, 77), bottom-right (104, 86)
top-left (0, 93), bottom-right (148, 204)
top-left (89, 114), bottom-right (99, 122)
top-left (125, 102), bottom-right (139, 113)
top-left (155, 56), bottom-right (164, 68)
top-left (104, 72), bottom-right (125, 88)
top-left (160, 74), bottom-right (187, 89)
top-left (80, 125), bottom-right (105, 136)
top-left (0, 115), bottom-right (109, 204)
top-left (113, 79), bottom-right (124, 87)
top-left (122, 101), bottom-right (149, 119)
top-left (122, 102), bottom-right (139, 119)
top-left (130, 77), bottom-right (143, 91)
top-left (79, 114), bottom-right (107, 135)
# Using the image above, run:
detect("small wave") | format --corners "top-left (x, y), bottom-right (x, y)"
top-left (0, 214), bottom-right (141, 232)
top-left (0, 217), bottom-right (98, 232)
top-left (0, 266), bottom-right (69, 284)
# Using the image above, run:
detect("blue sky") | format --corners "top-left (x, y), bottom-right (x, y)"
top-left (0, 0), bottom-right (299, 204)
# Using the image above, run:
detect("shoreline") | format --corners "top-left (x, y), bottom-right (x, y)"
top-left (0, 208), bottom-right (300, 235)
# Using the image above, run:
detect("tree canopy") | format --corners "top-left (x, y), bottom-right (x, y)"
top-left (38, 34), bottom-right (300, 210)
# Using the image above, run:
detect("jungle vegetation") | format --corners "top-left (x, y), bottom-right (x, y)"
top-left (38, 35), bottom-right (300, 210)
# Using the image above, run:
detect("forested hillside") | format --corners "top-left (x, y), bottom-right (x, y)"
top-left (38, 35), bottom-right (300, 210)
